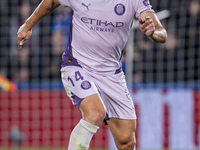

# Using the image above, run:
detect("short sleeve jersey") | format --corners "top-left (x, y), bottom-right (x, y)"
top-left (59, 0), bottom-right (154, 75)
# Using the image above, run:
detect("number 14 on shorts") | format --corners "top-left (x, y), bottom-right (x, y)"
top-left (68, 71), bottom-right (84, 87)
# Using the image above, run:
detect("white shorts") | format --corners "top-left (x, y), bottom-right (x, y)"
top-left (61, 66), bottom-right (137, 123)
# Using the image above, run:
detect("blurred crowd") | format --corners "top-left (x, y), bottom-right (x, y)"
top-left (0, 0), bottom-right (199, 85)
top-left (0, 0), bottom-right (71, 83)
top-left (131, 0), bottom-right (200, 84)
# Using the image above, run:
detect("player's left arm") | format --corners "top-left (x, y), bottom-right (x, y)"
top-left (138, 11), bottom-right (167, 43)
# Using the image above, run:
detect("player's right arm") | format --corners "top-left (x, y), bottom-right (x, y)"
top-left (17, 0), bottom-right (61, 49)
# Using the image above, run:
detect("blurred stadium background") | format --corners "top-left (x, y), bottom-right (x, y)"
top-left (0, 0), bottom-right (199, 149)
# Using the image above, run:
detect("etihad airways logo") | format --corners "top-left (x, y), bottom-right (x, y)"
top-left (81, 17), bottom-right (124, 33)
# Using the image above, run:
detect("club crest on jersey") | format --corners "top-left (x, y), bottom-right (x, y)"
top-left (81, 81), bottom-right (91, 90)
top-left (114, 3), bottom-right (125, 16)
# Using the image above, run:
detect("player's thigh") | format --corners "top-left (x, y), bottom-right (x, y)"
top-left (61, 66), bottom-right (106, 125)
top-left (79, 93), bottom-right (106, 126)
top-left (107, 118), bottom-right (136, 147)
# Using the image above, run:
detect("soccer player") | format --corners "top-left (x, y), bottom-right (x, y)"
top-left (17, 0), bottom-right (167, 149)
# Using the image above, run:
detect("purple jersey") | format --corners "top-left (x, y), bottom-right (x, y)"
top-left (59, 0), bottom-right (154, 75)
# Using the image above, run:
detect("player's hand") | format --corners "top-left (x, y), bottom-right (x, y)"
top-left (17, 23), bottom-right (32, 49)
top-left (138, 16), bottom-right (155, 37)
